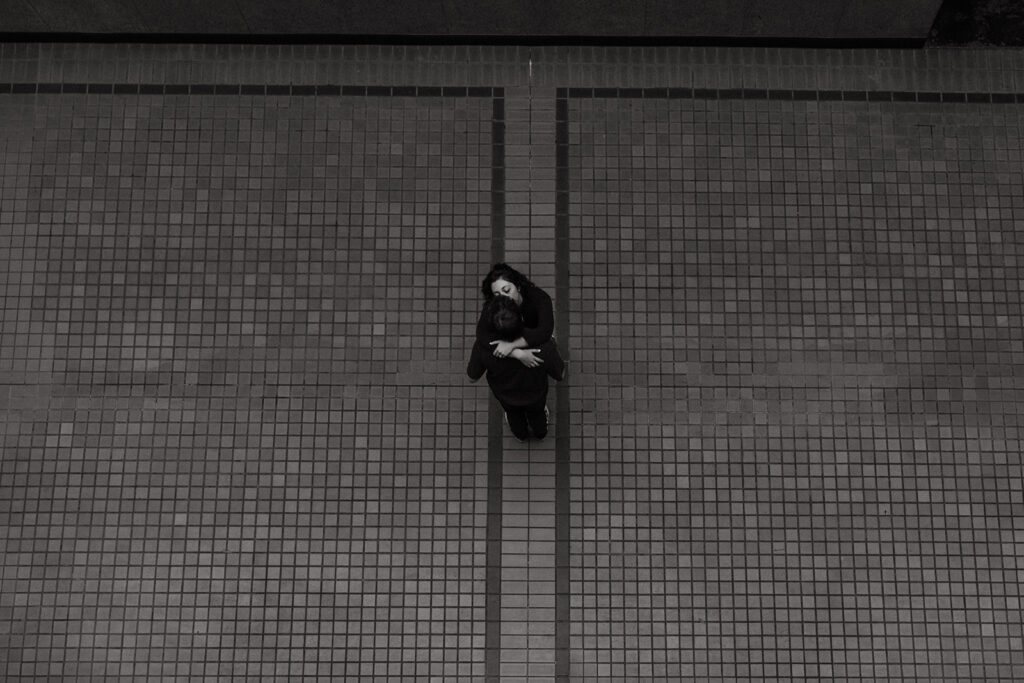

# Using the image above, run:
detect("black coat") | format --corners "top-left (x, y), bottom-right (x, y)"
top-left (467, 338), bottom-right (564, 407)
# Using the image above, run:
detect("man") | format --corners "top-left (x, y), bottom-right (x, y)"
top-left (467, 296), bottom-right (567, 441)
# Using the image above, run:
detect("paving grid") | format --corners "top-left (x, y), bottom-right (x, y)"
top-left (1, 43), bottom-right (1024, 681)
top-left (0, 83), bottom-right (504, 679)
top-left (558, 87), bottom-right (1024, 680)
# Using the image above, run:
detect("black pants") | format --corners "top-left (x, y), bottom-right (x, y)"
top-left (500, 397), bottom-right (547, 441)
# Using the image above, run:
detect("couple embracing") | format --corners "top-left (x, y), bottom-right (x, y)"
top-left (467, 263), bottom-right (567, 442)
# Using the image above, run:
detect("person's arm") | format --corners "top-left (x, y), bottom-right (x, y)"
top-left (489, 336), bottom-right (529, 357)
top-left (520, 287), bottom-right (554, 347)
top-left (538, 339), bottom-right (564, 379)
top-left (509, 346), bottom-right (543, 368)
top-left (467, 342), bottom-right (487, 382)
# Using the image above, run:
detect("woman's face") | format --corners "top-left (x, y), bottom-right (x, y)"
top-left (490, 278), bottom-right (522, 305)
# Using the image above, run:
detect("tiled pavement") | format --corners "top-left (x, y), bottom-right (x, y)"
top-left (1, 44), bottom-right (1023, 681)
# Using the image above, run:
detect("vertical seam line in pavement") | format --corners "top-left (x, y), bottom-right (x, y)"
top-left (554, 87), bottom-right (571, 681)
top-left (485, 89), bottom-right (505, 682)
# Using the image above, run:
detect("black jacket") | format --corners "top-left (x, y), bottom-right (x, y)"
top-left (467, 338), bottom-right (564, 406)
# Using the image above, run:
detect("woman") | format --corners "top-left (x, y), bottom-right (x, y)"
top-left (476, 263), bottom-right (554, 369)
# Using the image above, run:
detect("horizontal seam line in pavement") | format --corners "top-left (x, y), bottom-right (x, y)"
top-left (2, 84), bottom-right (1023, 104)
top-left (562, 87), bottom-right (1024, 103)
top-left (0, 83), bottom-right (502, 97)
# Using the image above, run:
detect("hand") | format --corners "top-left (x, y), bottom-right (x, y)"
top-left (490, 340), bottom-right (518, 359)
top-left (512, 348), bottom-right (544, 368)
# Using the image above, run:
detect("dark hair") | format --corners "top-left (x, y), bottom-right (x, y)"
top-left (481, 262), bottom-right (534, 301)
top-left (486, 296), bottom-right (524, 342)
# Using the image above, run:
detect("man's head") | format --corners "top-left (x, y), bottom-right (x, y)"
top-left (486, 295), bottom-right (524, 342)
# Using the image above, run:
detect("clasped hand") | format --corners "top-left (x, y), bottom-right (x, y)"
top-left (490, 340), bottom-right (544, 368)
